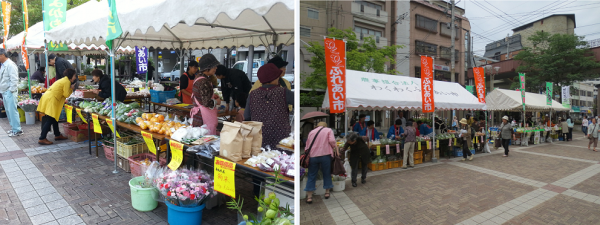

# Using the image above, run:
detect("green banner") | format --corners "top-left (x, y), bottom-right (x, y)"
top-left (466, 85), bottom-right (474, 95)
top-left (546, 82), bottom-right (553, 105)
top-left (105, 0), bottom-right (123, 49)
top-left (519, 73), bottom-right (526, 111)
top-left (43, 0), bottom-right (68, 51)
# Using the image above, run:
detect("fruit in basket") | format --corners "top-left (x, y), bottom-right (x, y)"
top-left (156, 114), bottom-right (165, 122)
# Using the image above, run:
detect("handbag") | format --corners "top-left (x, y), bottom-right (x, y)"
top-left (300, 127), bottom-right (324, 168)
top-left (495, 124), bottom-right (505, 148)
top-left (331, 151), bottom-right (346, 176)
top-left (588, 124), bottom-right (597, 140)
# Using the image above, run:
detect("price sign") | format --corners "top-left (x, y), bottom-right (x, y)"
top-left (454, 138), bottom-right (457, 146)
top-left (436, 140), bottom-right (439, 148)
top-left (168, 140), bottom-right (184, 171)
top-left (92, 114), bottom-right (102, 134)
top-left (376, 145), bottom-right (380, 156)
top-left (214, 157), bottom-right (236, 198)
top-left (76, 108), bottom-right (87, 123)
top-left (386, 145), bottom-right (390, 155)
top-left (142, 131), bottom-right (157, 155)
top-left (396, 144), bottom-right (400, 153)
top-left (426, 141), bottom-right (430, 150)
top-left (106, 118), bottom-right (120, 138)
top-left (65, 105), bottom-right (73, 123)
top-left (418, 142), bottom-right (421, 150)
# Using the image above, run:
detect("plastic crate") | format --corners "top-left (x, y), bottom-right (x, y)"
top-left (104, 145), bottom-right (115, 162)
top-left (367, 163), bottom-right (378, 171)
top-left (414, 158), bottom-right (423, 165)
top-left (150, 89), bottom-right (177, 103)
top-left (116, 136), bottom-right (148, 158)
top-left (62, 122), bottom-right (77, 131)
top-left (128, 153), bottom-right (167, 177)
top-left (66, 127), bottom-right (88, 142)
top-left (378, 162), bottom-right (386, 170)
top-left (414, 151), bottom-right (423, 160)
top-left (117, 155), bottom-right (130, 172)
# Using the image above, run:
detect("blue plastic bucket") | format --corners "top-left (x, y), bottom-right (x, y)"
top-left (166, 202), bottom-right (206, 225)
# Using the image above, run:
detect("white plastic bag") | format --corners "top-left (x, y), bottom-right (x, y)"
top-left (171, 127), bottom-right (188, 141)
top-left (343, 151), bottom-right (351, 177)
top-left (484, 143), bottom-right (491, 153)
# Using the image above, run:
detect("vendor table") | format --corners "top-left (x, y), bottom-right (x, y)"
top-left (151, 101), bottom-right (237, 122)
top-left (97, 95), bottom-right (151, 110)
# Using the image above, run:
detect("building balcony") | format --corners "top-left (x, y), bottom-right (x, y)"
top-left (356, 32), bottom-right (388, 49)
top-left (351, 2), bottom-right (388, 24)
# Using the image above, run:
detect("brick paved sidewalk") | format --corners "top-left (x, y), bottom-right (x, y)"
top-left (301, 137), bottom-right (600, 225)
top-left (0, 117), bottom-right (259, 225)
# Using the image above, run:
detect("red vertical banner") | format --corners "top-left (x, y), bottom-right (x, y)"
top-left (420, 56), bottom-right (434, 113)
top-left (21, 37), bottom-right (29, 70)
top-left (325, 38), bottom-right (346, 113)
top-left (473, 67), bottom-right (486, 103)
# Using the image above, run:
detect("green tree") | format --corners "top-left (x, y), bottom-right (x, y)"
top-left (7, 0), bottom-right (91, 37)
top-left (301, 27), bottom-right (403, 106)
top-left (511, 31), bottom-right (600, 90)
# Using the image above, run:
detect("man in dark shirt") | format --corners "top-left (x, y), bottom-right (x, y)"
top-left (31, 67), bottom-right (46, 84)
top-left (48, 54), bottom-right (73, 81)
top-left (215, 65), bottom-right (252, 111)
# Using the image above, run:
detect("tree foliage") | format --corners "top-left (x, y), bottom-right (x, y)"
top-left (6, 0), bottom-right (91, 37)
top-left (513, 31), bottom-right (600, 89)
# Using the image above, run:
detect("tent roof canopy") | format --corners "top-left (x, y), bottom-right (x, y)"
top-left (45, 0), bottom-right (294, 50)
top-left (322, 70), bottom-right (487, 111)
top-left (485, 88), bottom-right (569, 112)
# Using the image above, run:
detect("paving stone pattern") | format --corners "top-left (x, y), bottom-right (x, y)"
top-left (504, 194), bottom-right (600, 225)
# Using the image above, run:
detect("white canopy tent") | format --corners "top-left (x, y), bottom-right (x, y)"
top-left (485, 89), bottom-right (569, 112)
top-left (321, 70), bottom-right (487, 111)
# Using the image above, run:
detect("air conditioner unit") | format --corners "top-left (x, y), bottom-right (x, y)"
top-left (361, 5), bottom-right (364, 12)
top-left (377, 9), bottom-right (380, 16)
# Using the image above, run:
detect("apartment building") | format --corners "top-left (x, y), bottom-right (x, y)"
top-left (571, 82), bottom-right (597, 118)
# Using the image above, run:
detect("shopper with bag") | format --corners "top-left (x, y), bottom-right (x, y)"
top-left (341, 132), bottom-right (370, 187)
top-left (587, 118), bottom-right (599, 151)
top-left (191, 54), bottom-right (221, 135)
top-left (583, 116), bottom-right (589, 135)
top-left (401, 119), bottom-right (416, 169)
top-left (303, 122), bottom-right (338, 204)
top-left (500, 116), bottom-right (516, 157)
top-left (459, 118), bottom-right (474, 161)
top-left (567, 117), bottom-right (574, 141)
top-left (561, 118), bottom-right (569, 141)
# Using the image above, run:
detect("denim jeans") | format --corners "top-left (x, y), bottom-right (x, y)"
top-left (583, 126), bottom-right (588, 135)
top-left (3, 91), bottom-right (21, 133)
top-left (304, 155), bottom-right (333, 192)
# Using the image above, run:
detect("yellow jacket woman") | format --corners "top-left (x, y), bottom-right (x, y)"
top-left (37, 69), bottom-right (77, 145)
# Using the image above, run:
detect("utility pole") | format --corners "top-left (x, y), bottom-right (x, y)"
top-left (506, 33), bottom-right (510, 60)
top-left (450, 0), bottom-right (456, 83)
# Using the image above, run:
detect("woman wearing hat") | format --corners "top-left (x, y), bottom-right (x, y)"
top-left (250, 56), bottom-right (291, 92)
top-left (179, 60), bottom-right (199, 104)
top-left (244, 63), bottom-right (294, 148)
top-left (500, 116), bottom-right (516, 156)
top-left (459, 118), bottom-right (474, 161)
top-left (190, 54), bottom-right (221, 134)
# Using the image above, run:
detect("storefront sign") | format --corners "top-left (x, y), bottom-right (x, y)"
top-left (473, 67), bottom-right (486, 103)
top-left (214, 157), bottom-right (236, 198)
top-left (168, 140), bottom-right (184, 171)
top-left (135, 46), bottom-right (148, 74)
top-left (433, 64), bottom-right (450, 72)
top-left (76, 108), bottom-right (87, 123)
top-left (65, 105), bottom-right (73, 123)
top-left (420, 56), bottom-right (435, 113)
top-left (105, 118), bottom-right (120, 138)
top-left (141, 131), bottom-right (157, 155)
top-left (92, 114), bottom-right (102, 134)
top-left (546, 82), bottom-right (553, 105)
top-left (519, 73), bottom-right (526, 111)
top-left (43, 0), bottom-right (68, 51)
top-left (562, 86), bottom-right (570, 108)
top-left (325, 37), bottom-right (346, 114)
top-left (572, 106), bottom-right (580, 113)
top-left (1, 1), bottom-right (11, 49)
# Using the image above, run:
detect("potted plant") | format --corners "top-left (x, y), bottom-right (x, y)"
top-left (18, 99), bottom-right (39, 125)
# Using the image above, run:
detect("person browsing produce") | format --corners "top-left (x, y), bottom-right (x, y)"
top-left (0, 48), bottom-right (23, 137)
top-left (37, 69), bottom-right (78, 145)
top-left (179, 60), bottom-right (198, 104)
top-left (459, 118), bottom-right (474, 161)
top-left (387, 119), bottom-right (404, 140)
top-left (342, 132), bottom-right (371, 187)
top-left (31, 67), bottom-right (46, 84)
top-left (191, 54), bottom-right (221, 135)
top-left (401, 119), bottom-right (417, 169)
top-left (91, 70), bottom-right (127, 102)
top-left (304, 122), bottom-right (338, 204)
top-left (500, 116), bottom-right (516, 157)
top-left (215, 65), bottom-right (251, 112)
top-left (353, 114), bottom-right (368, 136)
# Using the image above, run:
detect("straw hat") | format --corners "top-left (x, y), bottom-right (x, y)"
top-left (502, 116), bottom-right (509, 120)
top-left (317, 121), bottom-right (328, 127)
top-left (459, 118), bottom-right (467, 124)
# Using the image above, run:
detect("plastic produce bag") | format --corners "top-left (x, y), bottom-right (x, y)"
top-left (171, 127), bottom-right (188, 142)
top-left (343, 151), bottom-right (351, 177)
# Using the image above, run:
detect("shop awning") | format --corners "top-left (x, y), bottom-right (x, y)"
top-left (485, 88), bottom-right (569, 112)
top-left (321, 70), bottom-right (486, 111)
top-left (44, 0), bottom-right (294, 50)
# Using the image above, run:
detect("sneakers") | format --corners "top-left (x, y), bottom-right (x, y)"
top-left (503, 155), bottom-right (508, 157)
top-left (8, 131), bottom-right (23, 137)
top-left (54, 135), bottom-right (68, 140)
top-left (462, 158), bottom-right (466, 161)
top-left (469, 155), bottom-right (474, 161)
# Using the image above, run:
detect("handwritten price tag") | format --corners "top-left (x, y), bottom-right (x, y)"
top-left (65, 105), bottom-right (73, 123)
top-left (454, 138), bottom-right (457, 146)
top-left (76, 108), bottom-right (87, 123)
top-left (396, 144), bottom-right (400, 153)
top-left (214, 157), bottom-right (236, 198)
top-left (436, 140), bottom-right (439, 148)
top-left (142, 131), bottom-right (157, 155)
top-left (376, 145), bottom-right (380, 156)
top-left (106, 118), bottom-right (120, 138)
top-left (92, 114), bottom-right (102, 134)
top-left (418, 142), bottom-right (421, 150)
top-left (386, 145), bottom-right (390, 154)
top-left (426, 141), bottom-right (430, 150)
top-left (168, 140), bottom-right (184, 171)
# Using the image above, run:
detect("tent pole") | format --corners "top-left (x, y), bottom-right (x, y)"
top-left (110, 42), bottom-right (118, 174)
top-left (432, 56), bottom-right (437, 163)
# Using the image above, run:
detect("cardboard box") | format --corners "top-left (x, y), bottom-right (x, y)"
top-left (81, 91), bottom-right (96, 98)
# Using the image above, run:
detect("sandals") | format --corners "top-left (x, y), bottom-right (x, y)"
top-left (306, 197), bottom-right (313, 204)
top-left (324, 192), bottom-right (330, 199)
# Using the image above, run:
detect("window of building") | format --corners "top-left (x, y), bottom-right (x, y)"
top-left (589, 91), bottom-right (593, 97)
top-left (573, 100), bottom-right (579, 106)
top-left (416, 15), bottom-right (437, 33)
top-left (354, 0), bottom-right (382, 10)
top-left (355, 26), bottom-right (383, 43)
top-left (440, 22), bottom-right (460, 38)
top-left (307, 8), bottom-right (319, 19)
top-left (300, 27), bottom-right (311, 37)
top-left (465, 31), bottom-right (470, 69)
top-left (415, 41), bottom-right (437, 56)
top-left (581, 90), bottom-right (585, 96)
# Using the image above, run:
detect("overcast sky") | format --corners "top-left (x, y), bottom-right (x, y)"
top-left (461, 0), bottom-right (600, 56)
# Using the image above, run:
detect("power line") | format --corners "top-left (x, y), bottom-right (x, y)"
top-left (467, 2), bottom-right (600, 20)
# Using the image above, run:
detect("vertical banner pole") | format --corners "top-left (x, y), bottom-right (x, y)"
top-left (432, 57), bottom-right (437, 163)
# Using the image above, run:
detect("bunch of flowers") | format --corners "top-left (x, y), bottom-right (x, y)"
top-left (154, 167), bottom-right (215, 207)
top-left (18, 99), bottom-right (39, 112)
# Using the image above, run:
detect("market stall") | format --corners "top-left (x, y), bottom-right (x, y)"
top-left (322, 69), bottom-right (486, 168)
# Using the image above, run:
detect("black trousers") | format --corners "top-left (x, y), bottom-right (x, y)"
top-left (39, 115), bottom-right (60, 140)
top-left (562, 132), bottom-right (568, 141)
top-left (462, 140), bottom-right (472, 158)
top-left (502, 139), bottom-right (511, 155)
top-left (351, 157), bottom-right (369, 183)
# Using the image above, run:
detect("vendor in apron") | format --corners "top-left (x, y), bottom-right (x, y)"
top-left (179, 60), bottom-right (198, 104)
top-left (190, 54), bottom-right (221, 135)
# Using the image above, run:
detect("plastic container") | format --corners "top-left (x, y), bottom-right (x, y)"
top-left (103, 145), bottom-right (115, 162)
top-left (129, 176), bottom-right (158, 212)
top-left (24, 111), bottom-right (35, 124)
top-left (128, 153), bottom-right (167, 177)
top-left (166, 202), bottom-right (206, 225)
top-left (18, 108), bottom-right (25, 123)
top-left (332, 180), bottom-right (345, 192)
top-left (116, 136), bottom-right (149, 158)
top-left (150, 89), bottom-right (177, 103)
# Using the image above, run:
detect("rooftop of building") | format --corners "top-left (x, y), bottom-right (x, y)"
top-left (512, 14), bottom-right (576, 32)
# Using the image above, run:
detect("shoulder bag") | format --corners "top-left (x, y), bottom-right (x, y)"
top-left (495, 124), bottom-right (504, 148)
top-left (300, 127), bottom-right (324, 168)
top-left (589, 124), bottom-right (597, 140)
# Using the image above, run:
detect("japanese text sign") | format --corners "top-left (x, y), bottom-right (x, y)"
top-left (92, 114), bottom-right (102, 134)
top-left (105, 118), bottom-right (120, 138)
top-left (420, 56), bottom-right (435, 113)
top-left (519, 73), bottom-right (526, 111)
top-left (141, 131), bottom-right (157, 155)
top-left (65, 105), bottom-right (73, 123)
top-left (21, 36), bottom-right (29, 70)
top-left (562, 86), bottom-right (570, 108)
top-left (76, 108), bottom-right (87, 123)
top-left (325, 38), bottom-right (346, 113)
top-left (473, 67), bottom-right (486, 103)
top-left (23, 0), bottom-right (28, 33)
top-left (168, 140), bottom-right (184, 171)
top-left (1, 1), bottom-right (11, 49)
top-left (214, 157), bottom-right (236, 198)
top-left (546, 82), bottom-right (553, 106)
top-left (135, 46), bottom-right (148, 74)
top-left (43, 0), bottom-right (67, 51)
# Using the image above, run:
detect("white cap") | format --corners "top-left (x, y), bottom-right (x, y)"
top-left (502, 116), bottom-right (509, 120)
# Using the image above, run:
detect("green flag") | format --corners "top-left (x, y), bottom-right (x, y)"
top-left (546, 82), bottom-right (553, 105)
top-left (106, 0), bottom-right (123, 49)
top-left (43, 0), bottom-right (68, 51)
top-left (466, 85), bottom-right (474, 95)
top-left (519, 73), bottom-right (526, 111)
